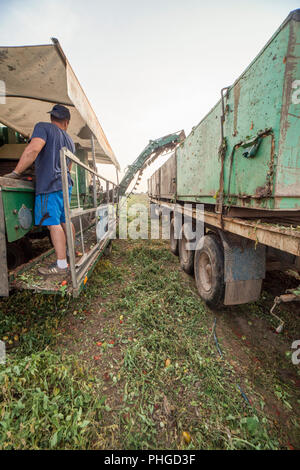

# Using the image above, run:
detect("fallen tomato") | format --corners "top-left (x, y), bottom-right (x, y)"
top-left (182, 431), bottom-right (191, 444)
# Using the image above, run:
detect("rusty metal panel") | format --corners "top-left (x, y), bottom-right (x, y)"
top-left (150, 168), bottom-right (161, 198)
top-left (224, 280), bottom-right (263, 305)
top-left (160, 153), bottom-right (176, 199)
top-left (148, 172), bottom-right (155, 197)
top-left (176, 10), bottom-right (300, 212)
top-left (148, 172), bottom-right (154, 197)
top-left (177, 106), bottom-right (221, 204)
top-left (276, 15), bottom-right (300, 208)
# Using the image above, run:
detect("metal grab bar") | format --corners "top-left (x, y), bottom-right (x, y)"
top-left (60, 147), bottom-right (117, 296)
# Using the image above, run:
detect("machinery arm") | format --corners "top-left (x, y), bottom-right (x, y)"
top-left (119, 130), bottom-right (185, 196)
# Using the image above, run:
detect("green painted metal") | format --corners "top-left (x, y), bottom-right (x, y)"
top-left (2, 187), bottom-right (34, 242)
top-left (1, 150), bottom-right (86, 243)
top-left (119, 131), bottom-right (184, 196)
top-left (176, 9), bottom-right (300, 211)
top-left (0, 148), bottom-right (91, 243)
top-left (0, 126), bottom-right (26, 145)
top-left (70, 149), bottom-right (96, 210)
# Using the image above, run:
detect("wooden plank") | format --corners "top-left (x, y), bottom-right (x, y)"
top-left (0, 189), bottom-right (9, 296)
top-left (0, 176), bottom-right (34, 190)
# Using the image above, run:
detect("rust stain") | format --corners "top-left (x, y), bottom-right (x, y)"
top-left (254, 132), bottom-right (275, 201)
top-left (255, 185), bottom-right (269, 198)
top-left (279, 21), bottom-right (297, 151)
top-left (233, 81), bottom-right (241, 136)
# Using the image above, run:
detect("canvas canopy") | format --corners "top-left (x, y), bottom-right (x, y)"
top-left (0, 39), bottom-right (119, 169)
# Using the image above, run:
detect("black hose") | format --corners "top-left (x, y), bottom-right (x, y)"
top-left (213, 317), bottom-right (251, 408)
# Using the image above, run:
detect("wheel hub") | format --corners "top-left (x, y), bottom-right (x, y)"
top-left (198, 252), bottom-right (212, 291)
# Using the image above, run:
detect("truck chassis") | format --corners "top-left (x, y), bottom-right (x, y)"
top-left (150, 197), bottom-right (300, 308)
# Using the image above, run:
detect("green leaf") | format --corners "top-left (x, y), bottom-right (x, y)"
top-left (50, 431), bottom-right (58, 448)
top-left (245, 417), bottom-right (260, 436)
top-left (80, 420), bottom-right (90, 428)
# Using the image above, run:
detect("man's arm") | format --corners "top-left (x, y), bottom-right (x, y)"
top-left (14, 137), bottom-right (45, 175)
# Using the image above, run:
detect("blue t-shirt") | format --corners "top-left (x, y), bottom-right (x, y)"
top-left (31, 122), bottom-right (75, 195)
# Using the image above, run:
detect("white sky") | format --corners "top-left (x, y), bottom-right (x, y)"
top-left (0, 0), bottom-right (299, 190)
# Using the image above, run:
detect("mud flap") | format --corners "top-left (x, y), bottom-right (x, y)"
top-left (218, 231), bottom-right (266, 305)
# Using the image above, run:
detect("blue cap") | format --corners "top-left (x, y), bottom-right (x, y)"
top-left (48, 104), bottom-right (71, 120)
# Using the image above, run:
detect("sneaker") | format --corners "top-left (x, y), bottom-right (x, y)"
top-left (38, 262), bottom-right (68, 276)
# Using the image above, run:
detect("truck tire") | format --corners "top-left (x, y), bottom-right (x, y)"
top-left (20, 238), bottom-right (33, 262)
top-left (194, 233), bottom-right (225, 309)
top-left (179, 227), bottom-right (195, 274)
top-left (104, 240), bottom-right (112, 256)
top-left (170, 218), bottom-right (179, 255)
top-left (6, 241), bottom-right (25, 270)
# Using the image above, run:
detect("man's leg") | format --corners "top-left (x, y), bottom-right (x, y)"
top-left (38, 223), bottom-right (68, 275)
top-left (37, 190), bottom-right (73, 275)
top-left (48, 224), bottom-right (67, 260)
top-left (61, 222), bottom-right (75, 246)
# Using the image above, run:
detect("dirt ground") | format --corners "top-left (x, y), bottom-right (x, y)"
top-left (54, 235), bottom-right (300, 449)
top-left (1, 195), bottom-right (299, 450)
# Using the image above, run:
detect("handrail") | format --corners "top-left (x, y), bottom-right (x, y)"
top-left (61, 147), bottom-right (117, 187)
top-left (60, 147), bottom-right (117, 295)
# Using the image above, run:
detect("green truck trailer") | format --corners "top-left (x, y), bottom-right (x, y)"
top-left (148, 9), bottom-right (300, 310)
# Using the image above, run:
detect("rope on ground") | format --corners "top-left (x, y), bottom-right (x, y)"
top-left (213, 317), bottom-right (223, 359)
top-left (212, 317), bottom-right (252, 408)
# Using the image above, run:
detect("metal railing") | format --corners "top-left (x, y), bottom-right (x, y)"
top-left (60, 146), bottom-right (118, 296)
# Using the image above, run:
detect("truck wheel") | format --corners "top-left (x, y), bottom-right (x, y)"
top-left (6, 242), bottom-right (25, 270)
top-left (179, 227), bottom-right (195, 274)
top-left (20, 238), bottom-right (33, 262)
top-left (194, 234), bottom-right (225, 309)
top-left (170, 218), bottom-right (179, 255)
top-left (104, 240), bottom-right (112, 256)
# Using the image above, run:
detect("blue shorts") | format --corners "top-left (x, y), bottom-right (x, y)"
top-left (35, 187), bottom-right (72, 226)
